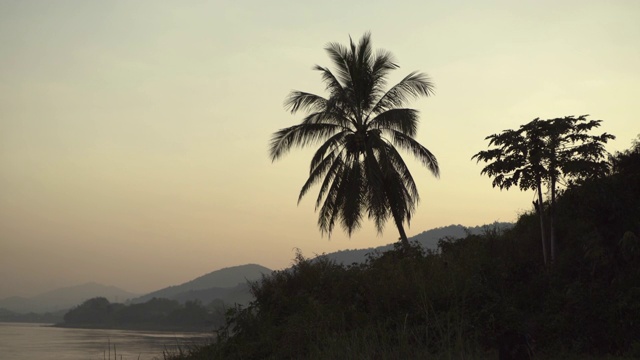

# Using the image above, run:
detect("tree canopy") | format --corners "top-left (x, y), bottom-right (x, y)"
top-left (472, 115), bottom-right (615, 263)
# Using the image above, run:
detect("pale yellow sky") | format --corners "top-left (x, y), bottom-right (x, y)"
top-left (1, 0), bottom-right (638, 298)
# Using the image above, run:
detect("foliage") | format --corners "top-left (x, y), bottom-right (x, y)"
top-left (63, 297), bottom-right (115, 325)
top-left (269, 32), bottom-right (439, 247)
top-left (172, 140), bottom-right (639, 359)
top-left (472, 115), bottom-right (615, 264)
top-left (472, 115), bottom-right (613, 191)
top-left (547, 137), bottom-right (640, 354)
top-left (61, 296), bottom-right (225, 332)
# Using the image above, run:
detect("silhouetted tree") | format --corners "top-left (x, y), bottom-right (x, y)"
top-left (269, 33), bottom-right (439, 248)
top-left (64, 297), bottom-right (113, 324)
top-left (472, 115), bottom-right (614, 264)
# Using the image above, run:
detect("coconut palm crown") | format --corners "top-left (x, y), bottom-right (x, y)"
top-left (269, 33), bottom-right (439, 248)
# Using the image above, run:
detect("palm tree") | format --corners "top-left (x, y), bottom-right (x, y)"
top-left (269, 33), bottom-right (439, 248)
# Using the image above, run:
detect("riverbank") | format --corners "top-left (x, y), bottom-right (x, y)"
top-left (54, 322), bottom-right (216, 333)
top-left (57, 296), bottom-right (225, 335)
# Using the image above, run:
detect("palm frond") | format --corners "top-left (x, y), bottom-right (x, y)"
top-left (284, 91), bottom-right (328, 114)
top-left (371, 50), bottom-right (398, 83)
top-left (356, 32), bottom-right (372, 61)
top-left (324, 42), bottom-right (351, 87)
top-left (375, 144), bottom-right (413, 225)
top-left (299, 150), bottom-right (338, 204)
top-left (313, 65), bottom-right (348, 101)
top-left (387, 130), bottom-right (440, 177)
top-left (344, 33), bottom-right (376, 116)
top-left (363, 148), bottom-right (390, 233)
top-left (315, 154), bottom-right (345, 209)
top-left (369, 108), bottom-right (419, 136)
top-left (308, 131), bottom-right (348, 172)
top-left (370, 49), bottom-right (398, 103)
top-left (381, 141), bottom-right (420, 200)
top-left (340, 156), bottom-right (365, 235)
top-left (300, 106), bottom-right (354, 130)
top-left (371, 72), bottom-right (434, 115)
top-left (317, 160), bottom-right (346, 235)
top-left (298, 134), bottom-right (348, 203)
top-left (269, 123), bottom-right (342, 161)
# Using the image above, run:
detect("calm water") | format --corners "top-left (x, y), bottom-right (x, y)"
top-left (0, 322), bottom-right (214, 360)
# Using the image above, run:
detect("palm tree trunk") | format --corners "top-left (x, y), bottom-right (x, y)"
top-left (389, 206), bottom-right (410, 249)
top-left (536, 178), bottom-right (548, 266)
top-left (380, 174), bottom-right (411, 250)
top-left (395, 216), bottom-right (410, 249)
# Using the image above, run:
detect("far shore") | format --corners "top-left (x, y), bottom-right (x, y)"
top-left (53, 322), bottom-right (217, 334)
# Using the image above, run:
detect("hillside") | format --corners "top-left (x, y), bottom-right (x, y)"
top-left (131, 226), bottom-right (511, 306)
top-left (170, 283), bottom-right (255, 306)
top-left (132, 263), bottom-right (272, 304)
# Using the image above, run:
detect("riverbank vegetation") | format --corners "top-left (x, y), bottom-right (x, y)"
top-left (164, 139), bottom-right (639, 359)
top-left (0, 308), bottom-right (65, 324)
top-left (58, 296), bottom-right (227, 332)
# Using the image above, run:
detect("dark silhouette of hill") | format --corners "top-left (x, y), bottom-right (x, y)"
top-left (132, 264), bottom-right (272, 304)
top-left (170, 283), bottom-right (254, 306)
top-left (128, 226), bottom-right (511, 306)
top-left (0, 282), bottom-right (138, 314)
top-left (129, 227), bottom-right (512, 307)
top-left (324, 222), bottom-right (513, 265)
top-left (0, 226), bottom-right (511, 315)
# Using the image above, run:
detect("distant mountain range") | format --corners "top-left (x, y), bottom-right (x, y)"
top-left (130, 263), bottom-right (273, 305)
top-left (0, 282), bottom-right (139, 314)
top-left (324, 222), bottom-right (513, 265)
top-left (0, 264), bottom-right (271, 315)
top-left (0, 223), bottom-right (512, 316)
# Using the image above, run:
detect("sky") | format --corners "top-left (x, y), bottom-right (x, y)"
top-left (1, 0), bottom-right (638, 298)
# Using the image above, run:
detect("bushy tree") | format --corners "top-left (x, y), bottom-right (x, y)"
top-left (472, 115), bottom-right (614, 264)
top-left (63, 297), bottom-right (113, 325)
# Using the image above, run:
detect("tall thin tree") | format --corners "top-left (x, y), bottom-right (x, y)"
top-left (539, 115), bottom-right (615, 261)
top-left (269, 33), bottom-right (439, 248)
top-left (473, 115), bottom-right (614, 264)
top-left (472, 121), bottom-right (550, 264)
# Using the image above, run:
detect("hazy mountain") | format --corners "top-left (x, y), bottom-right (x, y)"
top-left (0, 224), bottom-right (512, 315)
top-left (0, 296), bottom-right (31, 314)
top-left (132, 263), bottom-right (272, 304)
top-left (324, 222), bottom-right (513, 265)
top-left (0, 282), bottom-right (139, 314)
top-left (0, 307), bottom-right (17, 317)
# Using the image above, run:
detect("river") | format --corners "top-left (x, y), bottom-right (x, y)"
top-left (0, 322), bottom-right (214, 360)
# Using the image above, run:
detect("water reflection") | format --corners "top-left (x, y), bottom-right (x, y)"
top-left (0, 322), bottom-right (213, 360)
